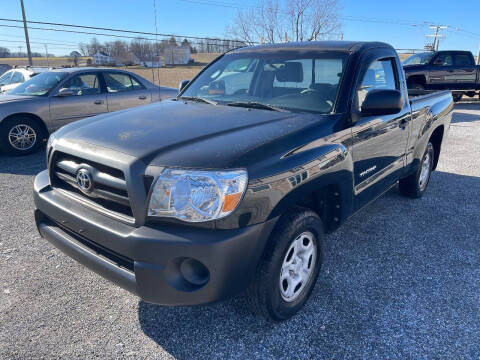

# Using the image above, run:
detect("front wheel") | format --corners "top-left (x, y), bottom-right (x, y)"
top-left (245, 208), bottom-right (324, 321)
top-left (0, 116), bottom-right (45, 156)
top-left (399, 142), bottom-right (434, 198)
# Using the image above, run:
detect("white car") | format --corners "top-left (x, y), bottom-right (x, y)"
top-left (0, 67), bottom-right (49, 94)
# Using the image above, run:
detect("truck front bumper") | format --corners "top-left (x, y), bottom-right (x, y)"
top-left (34, 170), bottom-right (278, 305)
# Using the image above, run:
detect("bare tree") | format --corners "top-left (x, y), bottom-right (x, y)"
top-left (226, 0), bottom-right (341, 45)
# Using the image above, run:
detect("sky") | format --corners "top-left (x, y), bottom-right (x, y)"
top-left (1, 0), bottom-right (479, 56)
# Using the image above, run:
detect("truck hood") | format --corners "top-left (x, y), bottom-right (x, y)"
top-left (58, 99), bottom-right (321, 169)
top-left (0, 94), bottom-right (35, 103)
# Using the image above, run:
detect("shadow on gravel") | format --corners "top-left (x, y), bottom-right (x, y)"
top-left (0, 151), bottom-right (45, 175)
top-left (451, 111), bottom-right (480, 124)
top-left (137, 170), bottom-right (480, 359)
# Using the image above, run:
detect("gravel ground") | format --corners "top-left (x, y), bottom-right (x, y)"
top-left (1, 102), bottom-right (479, 359)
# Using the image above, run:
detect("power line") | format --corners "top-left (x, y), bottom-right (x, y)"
top-left (0, 17), bottom-right (245, 43)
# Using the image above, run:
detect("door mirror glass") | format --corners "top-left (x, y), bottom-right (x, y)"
top-left (56, 88), bottom-right (74, 97)
top-left (361, 89), bottom-right (403, 116)
top-left (179, 79), bottom-right (190, 91)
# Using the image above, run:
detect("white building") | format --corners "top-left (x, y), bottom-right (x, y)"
top-left (163, 46), bottom-right (191, 65)
top-left (93, 52), bottom-right (116, 65)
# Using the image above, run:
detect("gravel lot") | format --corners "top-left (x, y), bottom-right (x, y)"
top-left (1, 102), bottom-right (479, 359)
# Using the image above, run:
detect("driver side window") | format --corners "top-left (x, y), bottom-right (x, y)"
top-left (60, 74), bottom-right (100, 96)
top-left (357, 59), bottom-right (397, 110)
top-left (433, 53), bottom-right (453, 66)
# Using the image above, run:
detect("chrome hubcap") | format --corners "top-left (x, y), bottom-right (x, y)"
top-left (419, 151), bottom-right (431, 190)
top-left (8, 124), bottom-right (36, 150)
top-left (280, 231), bottom-right (316, 302)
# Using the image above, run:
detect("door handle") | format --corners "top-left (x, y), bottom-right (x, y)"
top-left (94, 100), bottom-right (104, 105)
top-left (138, 95), bottom-right (147, 100)
top-left (399, 118), bottom-right (408, 129)
top-left (447, 70), bottom-right (455, 73)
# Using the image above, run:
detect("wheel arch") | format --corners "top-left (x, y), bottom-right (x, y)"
top-left (268, 174), bottom-right (354, 234)
top-left (407, 74), bottom-right (427, 87)
top-left (429, 125), bottom-right (444, 170)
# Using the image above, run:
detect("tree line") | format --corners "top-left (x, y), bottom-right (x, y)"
top-left (0, 47), bottom-right (55, 58)
top-left (77, 36), bottom-right (246, 64)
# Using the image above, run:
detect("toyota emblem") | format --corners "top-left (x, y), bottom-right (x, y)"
top-left (76, 169), bottom-right (93, 194)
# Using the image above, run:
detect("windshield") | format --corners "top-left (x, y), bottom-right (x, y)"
top-left (182, 51), bottom-right (347, 114)
top-left (0, 71), bottom-right (12, 85)
top-left (8, 71), bottom-right (67, 96)
top-left (403, 52), bottom-right (434, 66)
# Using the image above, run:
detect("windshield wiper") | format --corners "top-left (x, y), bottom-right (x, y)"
top-left (179, 96), bottom-right (218, 106)
top-left (226, 101), bottom-right (288, 112)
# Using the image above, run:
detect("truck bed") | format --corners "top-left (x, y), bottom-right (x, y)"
top-left (408, 89), bottom-right (452, 112)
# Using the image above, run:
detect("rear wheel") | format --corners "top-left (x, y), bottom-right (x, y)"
top-left (0, 116), bottom-right (45, 156)
top-left (452, 93), bottom-right (463, 102)
top-left (399, 142), bottom-right (434, 198)
top-left (246, 207), bottom-right (324, 321)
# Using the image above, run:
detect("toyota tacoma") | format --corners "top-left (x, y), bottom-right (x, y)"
top-left (34, 41), bottom-right (453, 321)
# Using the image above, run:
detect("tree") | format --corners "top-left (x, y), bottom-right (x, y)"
top-left (226, 0), bottom-right (341, 45)
top-left (88, 37), bottom-right (103, 55)
top-left (0, 47), bottom-right (10, 58)
top-left (168, 36), bottom-right (177, 47)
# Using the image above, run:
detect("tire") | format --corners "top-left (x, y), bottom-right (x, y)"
top-left (399, 142), bottom-right (434, 198)
top-left (245, 207), bottom-right (324, 322)
top-left (0, 115), bottom-right (45, 156)
top-left (452, 93), bottom-right (463, 102)
top-left (409, 82), bottom-right (424, 90)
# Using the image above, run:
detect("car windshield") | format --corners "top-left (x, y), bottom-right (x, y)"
top-left (0, 70), bottom-right (12, 85)
top-left (8, 71), bottom-right (67, 96)
top-left (181, 51), bottom-right (347, 114)
top-left (403, 52), bottom-right (434, 66)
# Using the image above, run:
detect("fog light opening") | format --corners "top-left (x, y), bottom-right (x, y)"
top-left (180, 258), bottom-right (210, 286)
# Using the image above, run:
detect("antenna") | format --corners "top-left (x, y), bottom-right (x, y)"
top-left (153, 0), bottom-right (161, 98)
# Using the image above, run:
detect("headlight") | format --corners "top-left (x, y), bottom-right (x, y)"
top-left (148, 168), bottom-right (248, 222)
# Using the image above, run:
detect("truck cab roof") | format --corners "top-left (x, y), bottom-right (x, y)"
top-left (231, 41), bottom-right (394, 54)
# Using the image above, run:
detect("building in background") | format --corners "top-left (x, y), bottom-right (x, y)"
top-left (163, 45), bottom-right (191, 65)
top-left (93, 51), bottom-right (117, 65)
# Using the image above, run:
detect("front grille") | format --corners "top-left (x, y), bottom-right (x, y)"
top-left (51, 151), bottom-right (133, 220)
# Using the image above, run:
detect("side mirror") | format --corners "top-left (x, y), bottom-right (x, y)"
top-left (361, 89), bottom-right (403, 116)
top-left (179, 79), bottom-right (190, 91)
top-left (56, 88), bottom-right (74, 97)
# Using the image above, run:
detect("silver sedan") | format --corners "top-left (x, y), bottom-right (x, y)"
top-left (0, 67), bottom-right (178, 155)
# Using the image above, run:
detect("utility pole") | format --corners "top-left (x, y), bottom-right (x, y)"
top-left (20, 0), bottom-right (33, 66)
top-left (426, 25), bottom-right (447, 51)
top-left (44, 44), bottom-right (49, 67)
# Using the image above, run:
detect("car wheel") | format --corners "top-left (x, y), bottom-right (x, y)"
top-left (452, 93), bottom-right (463, 102)
top-left (409, 83), bottom-right (424, 90)
top-left (0, 116), bottom-right (45, 156)
top-left (245, 207), bottom-right (324, 321)
top-left (399, 142), bottom-right (434, 198)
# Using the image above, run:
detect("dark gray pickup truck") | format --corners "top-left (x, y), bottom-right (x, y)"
top-left (34, 41), bottom-right (453, 321)
top-left (403, 50), bottom-right (480, 101)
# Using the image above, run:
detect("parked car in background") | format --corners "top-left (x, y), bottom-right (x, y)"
top-left (0, 67), bottom-right (50, 94)
top-left (34, 41), bottom-right (453, 321)
top-left (0, 67), bottom-right (177, 155)
top-left (403, 50), bottom-right (480, 101)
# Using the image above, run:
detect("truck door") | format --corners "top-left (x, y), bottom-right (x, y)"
top-left (429, 52), bottom-right (455, 89)
top-left (351, 53), bottom-right (410, 210)
top-left (453, 52), bottom-right (477, 89)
